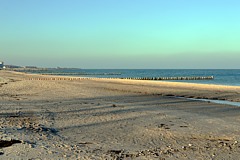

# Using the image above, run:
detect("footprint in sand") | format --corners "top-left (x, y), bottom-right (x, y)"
top-left (158, 124), bottom-right (170, 130)
top-left (180, 126), bottom-right (188, 128)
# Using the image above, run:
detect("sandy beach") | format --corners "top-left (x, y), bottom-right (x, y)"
top-left (1, 70), bottom-right (240, 159)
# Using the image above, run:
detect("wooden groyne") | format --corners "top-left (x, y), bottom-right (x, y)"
top-left (27, 77), bottom-right (91, 81)
top-left (26, 76), bottom-right (214, 81)
top-left (40, 73), bottom-right (122, 76)
top-left (120, 76), bottom-right (214, 81)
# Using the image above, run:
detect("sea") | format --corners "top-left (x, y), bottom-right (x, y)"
top-left (27, 69), bottom-right (240, 86)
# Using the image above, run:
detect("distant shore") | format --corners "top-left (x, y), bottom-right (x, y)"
top-left (1, 70), bottom-right (240, 159)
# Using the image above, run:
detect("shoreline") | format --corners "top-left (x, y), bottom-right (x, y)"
top-left (2, 70), bottom-right (240, 104)
top-left (5, 68), bottom-right (240, 87)
top-left (1, 70), bottom-right (240, 159)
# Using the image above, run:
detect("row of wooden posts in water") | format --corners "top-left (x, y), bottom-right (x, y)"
top-left (26, 76), bottom-right (214, 81)
top-left (40, 73), bottom-right (122, 75)
top-left (120, 76), bottom-right (214, 80)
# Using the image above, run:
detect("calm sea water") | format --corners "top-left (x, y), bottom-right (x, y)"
top-left (30, 69), bottom-right (240, 86)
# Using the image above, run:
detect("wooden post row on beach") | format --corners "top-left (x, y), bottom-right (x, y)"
top-left (27, 76), bottom-right (214, 81)
top-left (120, 76), bottom-right (214, 81)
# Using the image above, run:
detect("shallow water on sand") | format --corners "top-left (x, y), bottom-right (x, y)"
top-left (176, 96), bottom-right (240, 107)
top-left (187, 98), bottom-right (240, 107)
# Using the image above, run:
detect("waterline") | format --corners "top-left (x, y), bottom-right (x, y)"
top-left (177, 97), bottom-right (240, 107)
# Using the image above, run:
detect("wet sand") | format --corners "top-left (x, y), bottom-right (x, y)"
top-left (0, 70), bottom-right (240, 159)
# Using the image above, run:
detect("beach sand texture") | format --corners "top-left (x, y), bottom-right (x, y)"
top-left (1, 70), bottom-right (240, 159)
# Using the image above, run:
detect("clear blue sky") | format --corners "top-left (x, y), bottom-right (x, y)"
top-left (1, 0), bottom-right (240, 68)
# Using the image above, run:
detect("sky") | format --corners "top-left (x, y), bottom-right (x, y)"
top-left (1, 0), bottom-right (240, 69)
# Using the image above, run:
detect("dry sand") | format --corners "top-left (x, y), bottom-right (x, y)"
top-left (0, 70), bottom-right (240, 160)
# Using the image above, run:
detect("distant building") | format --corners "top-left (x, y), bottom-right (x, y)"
top-left (3, 65), bottom-right (22, 69)
top-left (0, 61), bottom-right (3, 68)
top-left (25, 66), bottom-right (37, 69)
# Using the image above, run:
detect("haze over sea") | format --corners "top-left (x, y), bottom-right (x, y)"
top-left (29, 69), bottom-right (240, 86)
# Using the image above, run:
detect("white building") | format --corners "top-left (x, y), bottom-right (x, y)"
top-left (0, 61), bottom-right (4, 68)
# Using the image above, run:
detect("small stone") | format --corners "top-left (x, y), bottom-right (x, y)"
top-left (182, 146), bottom-right (187, 150)
top-left (234, 141), bottom-right (238, 144)
top-left (188, 144), bottom-right (192, 147)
